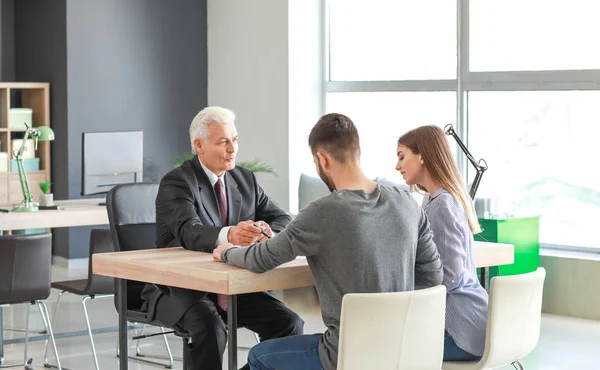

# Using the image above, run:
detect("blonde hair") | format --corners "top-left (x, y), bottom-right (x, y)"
top-left (398, 125), bottom-right (481, 234)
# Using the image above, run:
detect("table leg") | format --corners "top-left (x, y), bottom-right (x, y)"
top-left (227, 295), bottom-right (238, 370)
top-left (0, 306), bottom-right (4, 364)
top-left (182, 337), bottom-right (188, 368)
top-left (117, 278), bottom-right (128, 370)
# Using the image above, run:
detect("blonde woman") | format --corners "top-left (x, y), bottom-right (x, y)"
top-left (396, 125), bottom-right (487, 361)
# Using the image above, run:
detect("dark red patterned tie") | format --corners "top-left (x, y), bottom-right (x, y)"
top-left (214, 178), bottom-right (228, 226)
top-left (214, 178), bottom-right (229, 311)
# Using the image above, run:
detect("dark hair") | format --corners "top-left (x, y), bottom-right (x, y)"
top-left (308, 113), bottom-right (360, 163)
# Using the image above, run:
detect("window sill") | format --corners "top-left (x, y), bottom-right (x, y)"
top-left (540, 247), bottom-right (600, 262)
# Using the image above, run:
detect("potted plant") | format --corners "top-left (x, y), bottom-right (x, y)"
top-left (236, 159), bottom-right (277, 176)
top-left (39, 180), bottom-right (54, 207)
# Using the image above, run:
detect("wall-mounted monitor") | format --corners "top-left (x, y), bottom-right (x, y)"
top-left (81, 131), bottom-right (143, 196)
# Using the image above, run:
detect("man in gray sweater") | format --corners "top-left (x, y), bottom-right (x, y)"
top-left (213, 113), bottom-right (443, 370)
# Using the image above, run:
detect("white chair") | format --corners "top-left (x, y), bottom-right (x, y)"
top-left (443, 267), bottom-right (546, 370)
top-left (337, 285), bottom-right (446, 370)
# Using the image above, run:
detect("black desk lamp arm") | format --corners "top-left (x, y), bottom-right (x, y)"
top-left (444, 124), bottom-right (488, 199)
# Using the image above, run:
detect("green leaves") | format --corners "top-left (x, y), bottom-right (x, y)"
top-left (236, 159), bottom-right (277, 176)
top-left (174, 154), bottom-right (276, 176)
top-left (39, 180), bottom-right (52, 194)
top-left (174, 153), bottom-right (195, 167)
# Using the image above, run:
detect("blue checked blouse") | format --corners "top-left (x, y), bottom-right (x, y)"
top-left (423, 188), bottom-right (488, 356)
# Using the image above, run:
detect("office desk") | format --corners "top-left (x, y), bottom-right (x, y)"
top-left (93, 242), bottom-right (513, 370)
top-left (0, 198), bottom-right (108, 231)
top-left (0, 198), bottom-right (108, 364)
top-left (474, 240), bottom-right (515, 288)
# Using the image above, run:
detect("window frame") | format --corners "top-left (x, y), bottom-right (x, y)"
top-left (324, 0), bottom-right (600, 253)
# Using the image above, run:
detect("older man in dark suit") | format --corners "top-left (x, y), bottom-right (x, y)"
top-left (144, 106), bottom-right (303, 370)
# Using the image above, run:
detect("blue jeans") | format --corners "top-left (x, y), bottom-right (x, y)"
top-left (444, 330), bottom-right (481, 361)
top-left (248, 334), bottom-right (324, 370)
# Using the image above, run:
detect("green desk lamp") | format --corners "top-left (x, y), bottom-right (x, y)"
top-left (12, 123), bottom-right (55, 212)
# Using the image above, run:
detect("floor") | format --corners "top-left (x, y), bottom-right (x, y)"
top-left (1, 265), bottom-right (599, 370)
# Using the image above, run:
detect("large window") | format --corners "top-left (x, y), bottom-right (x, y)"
top-left (326, 0), bottom-right (600, 250)
top-left (327, 92), bottom-right (455, 181)
top-left (329, 0), bottom-right (456, 81)
top-left (470, 1), bottom-right (600, 72)
top-left (468, 91), bottom-right (600, 248)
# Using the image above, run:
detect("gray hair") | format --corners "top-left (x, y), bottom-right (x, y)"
top-left (189, 106), bottom-right (236, 152)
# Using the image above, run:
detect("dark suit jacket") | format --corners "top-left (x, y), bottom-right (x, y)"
top-left (144, 156), bottom-right (292, 326)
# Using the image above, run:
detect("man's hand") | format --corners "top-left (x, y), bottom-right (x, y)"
top-left (227, 220), bottom-right (262, 246)
top-left (255, 220), bottom-right (274, 242)
top-left (213, 243), bottom-right (234, 262)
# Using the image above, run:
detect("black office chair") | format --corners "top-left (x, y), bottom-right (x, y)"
top-left (0, 233), bottom-right (61, 370)
top-left (106, 183), bottom-right (188, 369)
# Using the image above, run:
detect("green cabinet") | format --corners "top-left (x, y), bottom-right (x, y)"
top-left (475, 216), bottom-right (540, 285)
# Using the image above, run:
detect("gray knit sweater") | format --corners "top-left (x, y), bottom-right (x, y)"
top-left (222, 184), bottom-right (443, 370)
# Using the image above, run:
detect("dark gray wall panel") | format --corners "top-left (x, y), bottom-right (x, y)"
top-left (13, 0), bottom-right (207, 259)
top-left (14, 0), bottom-right (70, 258)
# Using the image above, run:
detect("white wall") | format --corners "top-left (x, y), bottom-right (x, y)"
top-left (541, 253), bottom-right (600, 320)
top-left (288, 0), bottom-right (325, 213)
top-left (207, 0), bottom-right (323, 213)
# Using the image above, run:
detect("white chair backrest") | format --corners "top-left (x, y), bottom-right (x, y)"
top-left (337, 285), bottom-right (446, 370)
top-left (480, 267), bottom-right (546, 368)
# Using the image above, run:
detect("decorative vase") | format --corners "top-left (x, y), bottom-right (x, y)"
top-left (39, 193), bottom-right (54, 207)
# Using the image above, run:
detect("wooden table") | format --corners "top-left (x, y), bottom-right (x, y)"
top-left (0, 198), bottom-right (108, 365)
top-left (473, 240), bottom-right (515, 288)
top-left (93, 242), bottom-right (514, 370)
